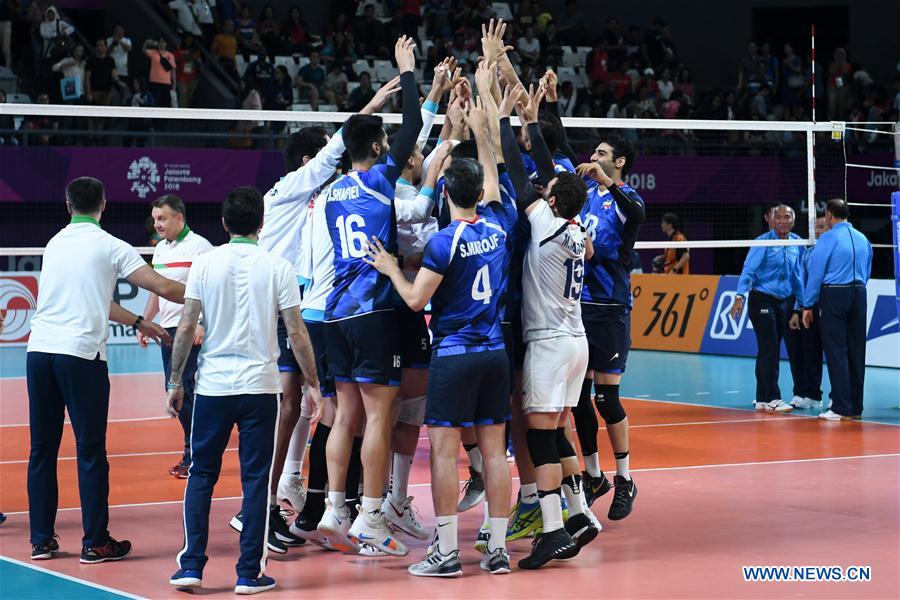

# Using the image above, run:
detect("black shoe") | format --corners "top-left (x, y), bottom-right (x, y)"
top-left (230, 510), bottom-right (289, 554)
top-left (80, 537), bottom-right (132, 564)
top-left (269, 505), bottom-right (305, 547)
top-left (517, 528), bottom-right (579, 570)
top-left (583, 471), bottom-right (612, 508)
top-left (564, 513), bottom-right (599, 549)
top-left (31, 535), bottom-right (60, 560)
top-left (608, 475), bottom-right (637, 521)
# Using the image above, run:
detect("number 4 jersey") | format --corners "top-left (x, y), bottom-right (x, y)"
top-left (421, 204), bottom-right (511, 353)
top-left (521, 200), bottom-right (588, 342)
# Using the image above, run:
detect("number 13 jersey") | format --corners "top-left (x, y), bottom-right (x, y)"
top-left (522, 200), bottom-right (588, 342)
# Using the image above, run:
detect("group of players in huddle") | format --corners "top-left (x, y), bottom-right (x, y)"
top-left (163, 19), bottom-right (646, 582)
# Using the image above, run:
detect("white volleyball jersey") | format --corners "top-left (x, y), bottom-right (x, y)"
top-left (299, 176), bottom-right (337, 322)
top-left (521, 200), bottom-right (587, 342)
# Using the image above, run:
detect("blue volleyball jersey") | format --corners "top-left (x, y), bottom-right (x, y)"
top-left (324, 157), bottom-right (400, 320)
top-left (579, 183), bottom-right (645, 307)
top-left (422, 204), bottom-right (512, 354)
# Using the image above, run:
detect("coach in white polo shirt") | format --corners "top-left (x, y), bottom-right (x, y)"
top-left (137, 194), bottom-right (212, 479)
top-left (165, 186), bottom-right (321, 595)
top-left (27, 177), bottom-right (185, 564)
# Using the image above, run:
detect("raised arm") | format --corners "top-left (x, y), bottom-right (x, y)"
top-left (464, 97), bottom-right (499, 204)
top-left (474, 59), bottom-right (503, 162)
top-left (498, 84), bottom-right (541, 214)
top-left (387, 36), bottom-right (424, 170)
top-left (576, 162), bottom-right (645, 223)
top-left (482, 19), bottom-right (525, 104)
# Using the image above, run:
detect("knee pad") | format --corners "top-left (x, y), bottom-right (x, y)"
top-left (525, 428), bottom-right (560, 468)
top-left (396, 395), bottom-right (426, 427)
top-left (595, 384), bottom-right (626, 425)
top-left (555, 427), bottom-right (576, 459)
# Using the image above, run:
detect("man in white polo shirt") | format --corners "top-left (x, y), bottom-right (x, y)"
top-left (27, 176), bottom-right (184, 564)
top-left (165, 186), bottom-right (322, 595)
top-left (137, 194), bottom-right (213, 479)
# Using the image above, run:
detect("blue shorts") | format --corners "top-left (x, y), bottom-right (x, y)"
top-left (277, 316), bottom-right (300, 373)
top-left (501, 301), bottom-right (525, 371)
top-left (398, 303), bottom-right (431, 369)
top-left (425, 348), bottom-right (510, 427)
top-left (325, 310), bottom-right (401, 387)
top-left (582, 303), bottom-right (630, 374)
top-left (304, 320), bottom-right (336, 398)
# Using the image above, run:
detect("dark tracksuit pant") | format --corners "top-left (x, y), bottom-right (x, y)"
top-left (784, 300), bottom-right (824, 402)
top-left (819, 284), bottom-right (867, 417)
top-left (26, 352), bottom-right (111, 548)
top-left (178, 393), bottom-right (278, 578)
top-left (747, 291), bottom-right (790, 403)
top-left (160, 326), bottom-right (200, 465)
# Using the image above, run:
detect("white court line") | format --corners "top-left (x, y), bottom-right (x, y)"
top-left (0, 556), bottom-right (147, 599)
top-left (1, 416), bottom-right (171, 428)
top-left (0, 447), bottom-right (238, 466)
top-left (696, 392), bottom-right (711, 396)
top-left (724, 390), bottom-right (741, 394)
top-left (665, 393), bottom-right (681, 397)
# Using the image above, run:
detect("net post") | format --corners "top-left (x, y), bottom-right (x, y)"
top-left (810, 25), bottom-right (816, 123)
top-left (806, 128), bottom-right (817, 241)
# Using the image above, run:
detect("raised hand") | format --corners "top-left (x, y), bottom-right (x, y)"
top-left (576, 161), bottom-right (613, 187)
top-left (464, 97), bottom-right (489, 137)
top-left (431, 57), bottom-right (458, 97)
top-left (515, 83), bottom-right (545, 124)
top-left (541, 69), bottom-right (558, 102)
top-left (361, 75), bottom-right (401, 114)
top-left (474, 58), bottom-right (495, 98)
top-left (499, 83), bottom-right (523, 119)
top-left (395, 35), bottom-right (417, 73)
top-left (481, 18), bottom-right (512, 65)
top-left (447, 95), bottom-right (466, 133)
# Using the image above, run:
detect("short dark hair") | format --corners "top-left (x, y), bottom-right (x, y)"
top-left (538, 114), bottom-right (565, 155)
top-left (826, 198), bottom-right (849, 220)
top-left (443, 157), bottom-right (483, 210)
top-left (152, 194), bottom-right (185, 215)
top-left (597, 133), bottom-right (636, 175)
top-left (284, 126), bottom-right (328, 171)
top-left (343, 114), bottom-right (385, 162)
top-left (66, 177), bottom-right (105, 214)
top-left (661, 212), bottom-right (681, 230)
top-left (223, 186), bottom-right (264, 235)
top-left (450, 139), bottom-right (478, 160)
top-left (549, 172), bottom-right (588, 220)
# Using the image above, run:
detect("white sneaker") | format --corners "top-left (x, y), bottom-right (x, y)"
top-left (358, 541), bottom-right (389, 557)
top-left (349, 510), bottom-right (409, 557)
top-left (277, 473), bottom-right (307, 511)
top-left (759, 399), bottom-right (793, 413)
top-left (289, 518), bottom-right (329, 548)
top-left (383, 496), bottom-right (430, 540)
top-left (316, 501), bottom-right (359, 554)
top-left (818, 409), bottom-right (851, 421)
top-left (584, 507), bottom-right (603, 532)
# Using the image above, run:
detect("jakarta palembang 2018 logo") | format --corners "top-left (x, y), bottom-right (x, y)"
top-left (127, 156), bottom-right (161, 199)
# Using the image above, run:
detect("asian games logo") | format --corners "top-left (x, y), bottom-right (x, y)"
top-left (0, 275), bottom-right (39, 343)
top-left (127, 156), bottom-right (161, 199)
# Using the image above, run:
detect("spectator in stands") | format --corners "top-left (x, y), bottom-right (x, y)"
top-left (0, 0), bottom-right (11, 68)
top-left (556, 0), bottom-right (586, 45)
top-left (601, 18), bottom-right (626, 64)
top-left (540, 22), bottom-right (563, 68)
top-left (660, 213), bottom-right (690, 274)
top-left (143, 37), bottom-right (176, 107)
top-left (780, 43), bottom-right (804, 108)
top-left (639, 67), bottom-right (659, 97)
top-left (236, 4), bottom-right (264, 57)
top-left (641, 17), bottom-right (666, 69)
top-left (243, 49), bottom-right (274, 92)
top-left (473, 0), bottom-right (495, 25)
top-left (321, 31), bottom-right (356, 70)
top-left (175, 32), bottom-right (202, 108)
top-left (385, 8), bottom-right (405, 48)
top-left (657, 67), bottom-right (673, 100)
top-left (85, 39), bottom-right (125, 136)
top-left (326, 11), bottom-right (353, 39)
top-left (514, 0), bottom-right (538, 36)
top-left (659, 26), bottom-right (678, 70)
top-left (578, 80), bottom-right (605, 117)
top-left (52, 43), bottom-right (86, 104)
top-left (624, 24), bottom-right (642, 64)
top-left (827, 47), bottom-right (851, 120)
top-left (450, 33), bottom-right (473, 65)
top-left (106, 26), bottom-right (132, 88)
top-left (216, 0), bottom-right (237, 24)
top-left (295, 51), bottom-right (323, 110)
top-left (264, 64), bottom-right (292, 133)
top-left (211, 19), bottom-right (238, 80)
top-left (322, 62), bottom-right (349, 108)
top-left (401, 0), bottom-right (422, 43)
top-left (232, 77), bottom-right (263, 149)
top-left (424, 0), bottom-right (451, 37)
top-left (190, 0), bottom-right (218, 46)
top-left (39, 7), bottom-right (74, 67)
top-left (345, 70), bottom-right (375, 111)
top-left (125, 77), bottom-right (154, 148)
top-left (750, 84), bottom-right (771, 119)
top-left (282, 6), bottom-right (309, 54)
top-left (636, 82), bottom-right (658, 117)
top-left (23, 92), bottom-right (59, 145)
top-left (517, 26), bottom-right (540, 68)
top-left (169, 0), bottom-right (201, 37)
top-left (586, 40), bottom-right (609, 84)
top-left (354, 4), bottom-right (388, 58)
top-left (556, 79), bottom-right (578, 117)
top-left (759, 42), bottom-right (779, 91)
top-left (676, 68), bottom-right (694, 105)
top-left (738, 41), bottom-right (759, 92)
top-left (256, 4), bottom-right (280, 56)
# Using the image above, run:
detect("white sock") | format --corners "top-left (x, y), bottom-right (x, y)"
top-left (284, 415), bottom-right (311, 475)
top-left (436, 515), bottom-right (458, 555)
top-left (584, 452), bottom-right (602, 478)
top-left (538, 491), bottom-right (564, 533)
top-left (520, 482), bottom-right (538, 505)
top-left (361, 495), bottom-right (381, 517)
top-left (466, 445), bottom-right (483, 473)
top-left (482, 500), bottom-right (490, 527)
top-left (487, 517), bottom-right (507, 552)
top-left (615, 452), bottom-right (630, 480)
top-left (562, 475), bottom-right (584, 516)
top-left (328, 491), bottom-right (346, 510)
top-left (389, 452), bottom-right (413, 504)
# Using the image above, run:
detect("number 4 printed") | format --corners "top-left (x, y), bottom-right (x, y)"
top-left (471, 265), bottom-right (492, 304)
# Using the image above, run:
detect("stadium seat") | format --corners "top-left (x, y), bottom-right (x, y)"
top-left (374, 60), bottom-right (395, 82)
top-left (319, 104), bottom-right (339, 112)
top-left (492, 2), bottom-right (513, 21)
top-left (353, 59), bottom-right (372, 76)
top-left (346, 81), bottom-right (360, 95)
top-left (6, 92), bottom-right (31, 104)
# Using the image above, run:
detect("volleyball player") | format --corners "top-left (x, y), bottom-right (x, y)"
top-left (499, 83), bottom-right (599, 568)
top-left (165, 187), bottom-right (321, 594)
top-left (136, 195), bottom-right (212, 480)
top-left (365, 97), bottom-right (514, 577)
top-left (316, 36), bottom-right (422, 557)
top-left (572, 134), bottom-right (645, 521)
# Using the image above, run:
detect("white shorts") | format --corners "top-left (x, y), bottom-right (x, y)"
top-left (395, 394), bottom-right (426, 427)
top-left (523, 335), bottom-right (589, 414)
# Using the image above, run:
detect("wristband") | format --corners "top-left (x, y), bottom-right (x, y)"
top-left (133, 315), bottom-right (144, 328)
top-left (166, 382), bottom-right (182, 391)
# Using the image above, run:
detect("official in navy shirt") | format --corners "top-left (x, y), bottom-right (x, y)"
top-left (801, 199), bottom-right (872, 420)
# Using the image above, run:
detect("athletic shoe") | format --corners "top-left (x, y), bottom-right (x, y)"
top-left (349, 510), bottom-right (409, 557)
top-left (584, 508), bottom-right (603, 533)
top-left (517, 529), bottom-right (579, 570)
top-left (269, 505), bottom-right (305, 547)
top-left (289, 514), bottom-right (329, 548)
top-left (480, 547), bottom-right (510, 574)
top-left (170, 569), bottom-right (202, 589)
top-left (457, 466), bottom-right (485, 512)
top-left (564, 513), bottom-right (599, 549)
top-left (755, 400), bottom-right (793, 413)
top-left (608, 476), bottom-right (637, 521)
top-left (819, 409), bottom-right (853, 421)
top-left (31, 536), bottom-right (59, 560)
top-left (235, 575), bottom-right (276, 595)
top-left (473, 522), bottom-right (490, 553)
top-left (80, 537), bottom-right (132, 564)
top-left (230, 512), bottom-right (287, 554)
top-left (358, 541), bottom-right (389, 557)
top-left (0, 513), bottom-right (6, 525)
top-left (316, 501), bottom-right (358, 554)
top-left (506, 501), bottom-right (542, 541)
top-left (169, 462), bottom-right (189, 479)
top-left (790, 397), bottom-right (821, 410)
top-left (582, 471), bottom-right (612, 508)
top-left (408, 549), bottom-right (463, 577)
top-left (277, 473), bottom-right (307, 511)
top-left (383, 496), bottom-right (430, 540)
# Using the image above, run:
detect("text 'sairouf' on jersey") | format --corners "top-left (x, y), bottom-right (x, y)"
top-left (324, 156), bottom-right (400, 320)
top-left (579, 183), bottom-right (645, 307)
